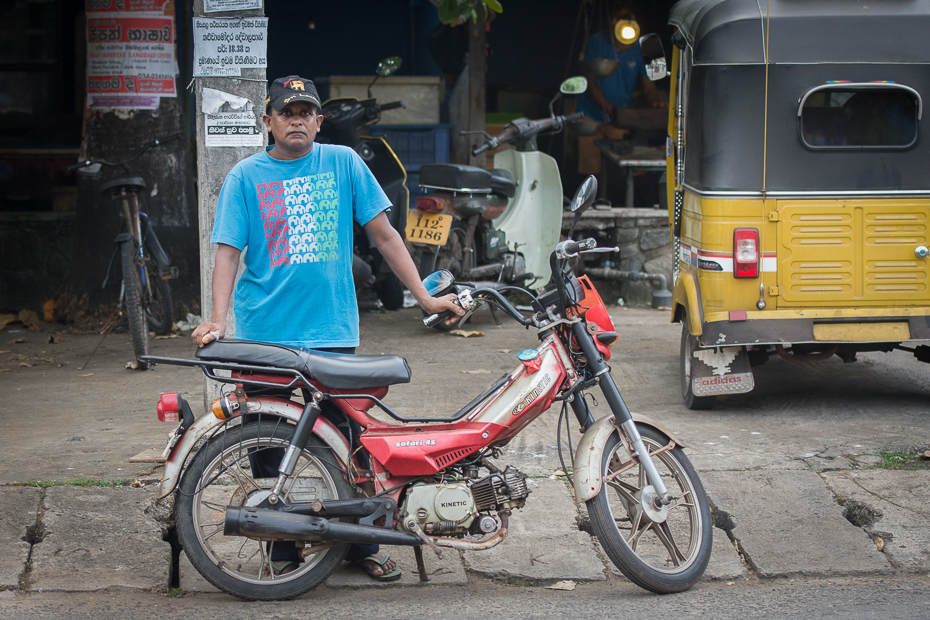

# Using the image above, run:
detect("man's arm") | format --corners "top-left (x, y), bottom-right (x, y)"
top-left (191, 243), bottom-right (241, 347)
top-left (364, 212), bottom-right (463, 317)
top-left (583, 74), bottom-right (614, 120)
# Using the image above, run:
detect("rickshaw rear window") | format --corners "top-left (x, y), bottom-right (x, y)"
top-left (800, 87), bottom-right (919, 149)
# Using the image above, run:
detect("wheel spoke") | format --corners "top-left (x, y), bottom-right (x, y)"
top-left (654, 521), bottom-right (688, 567)
top-left (200, 522), bottom-right (224, 541)
top-left (606, 479), bottom-right (638, 507)
top-left (626, 510), bottom-right (651, 552)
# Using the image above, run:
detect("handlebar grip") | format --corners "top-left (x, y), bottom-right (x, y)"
top-left (563, 238), bottom-right (597, 254)
top-left (472, 143), bottom-right (490, 157)
top-left (564, 112), bottom-right (584, 122)
top-left (423, 311), bottom-right (450, 328)
top-left (379, 101), bottom-right (405, 111)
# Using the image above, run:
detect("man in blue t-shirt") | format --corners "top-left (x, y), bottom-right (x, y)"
top-left (192, 75), bottom-right (462, 582)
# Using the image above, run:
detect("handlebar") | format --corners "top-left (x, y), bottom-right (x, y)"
top-left (68, 133), bottom-right (180, 172)
top-left (471, 113), bottom-right (584, 157)
top-left (378, 101), bottom-right (405, 112)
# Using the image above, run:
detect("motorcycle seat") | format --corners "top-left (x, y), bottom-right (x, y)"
top-left (196, 340), bottom-right (411, 390)
top-left (419, 163), bottom-right (515, 198)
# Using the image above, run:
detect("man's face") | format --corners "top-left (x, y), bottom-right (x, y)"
top-left (263, 101), bottom-right (323, 156)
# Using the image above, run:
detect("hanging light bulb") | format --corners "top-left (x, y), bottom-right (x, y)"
top-left (614, 19), bottom-right (640, 45)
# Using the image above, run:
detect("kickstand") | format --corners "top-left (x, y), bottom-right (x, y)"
top-left (413, 545), bottom-right (430, 582)
top-left (487, 303), bottom-right (503, 327)
top-left (77, 314), bottom-right (120, 370)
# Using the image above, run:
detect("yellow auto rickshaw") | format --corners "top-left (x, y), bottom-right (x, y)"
top-left (664, 0), bottom-right (930, 408)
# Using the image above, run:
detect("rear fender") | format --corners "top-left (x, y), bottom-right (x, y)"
top-left (157, 397), bottom-right (351, 499)
top-left (572, 413), bottom-right (683, 504)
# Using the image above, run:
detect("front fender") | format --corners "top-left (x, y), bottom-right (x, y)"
top-left (157, 398), bottom-right (351, 499)
top-left (572, 413), bottom-right (683, 504)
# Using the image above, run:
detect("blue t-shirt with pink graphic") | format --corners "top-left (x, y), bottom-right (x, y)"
top-left (211, 143), bottom-right (390, 348)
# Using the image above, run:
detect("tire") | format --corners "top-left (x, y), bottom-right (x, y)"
top-left (143, 259), bottom-right (174, 335)
top-left (374, 273), bottom-right (405, 311)
top-left (680, 324), bottom-right (716, 410)
top-left (119, 240), bottom-right (150, 369)
top-left (586, 426), bottom-right (713, 593)
top-left (175, 422), bottom-right (352, 601)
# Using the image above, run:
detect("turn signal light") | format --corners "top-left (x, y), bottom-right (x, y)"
top-left (157, 393), bottom-right (180, 422)
top-left (733, 228), bottom-right (760, 278)
top-left (415, 196), bottom-right (444, 213)
top-left (212, 396), bottom-right (239, 420)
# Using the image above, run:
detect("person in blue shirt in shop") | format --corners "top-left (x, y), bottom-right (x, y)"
top-left (576, 3), bottom-right (666, 123)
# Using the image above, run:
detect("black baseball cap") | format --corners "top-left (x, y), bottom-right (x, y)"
top-left (266, 75), bottom-right (322, 113)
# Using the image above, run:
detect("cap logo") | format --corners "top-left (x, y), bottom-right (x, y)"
top-left (284, 78), bottom-right (305, 91)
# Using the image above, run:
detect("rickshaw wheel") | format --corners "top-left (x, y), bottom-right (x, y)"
top-left (680, 324), bottom-right (716, 410)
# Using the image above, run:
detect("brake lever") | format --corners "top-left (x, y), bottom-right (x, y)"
top-left (581, 246), bottom-right (620, 255)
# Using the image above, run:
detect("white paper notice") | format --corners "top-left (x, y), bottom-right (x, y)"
top-left (193, 17), bottom-right (268, 77)
top-left (205, 112), bottom-right (263, 147)
top-left (205, 0), bottom-right (262, 12)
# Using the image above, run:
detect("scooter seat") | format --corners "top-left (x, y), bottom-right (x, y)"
top-left (196, 340), bottom-right (411, 390)
top-left (419, 164), bottom-right (515, 198)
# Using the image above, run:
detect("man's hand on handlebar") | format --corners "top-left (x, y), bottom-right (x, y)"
top-left (420, 293), bottom-right (465, 327)
top-left (191, 321), bottom-right (226, 348)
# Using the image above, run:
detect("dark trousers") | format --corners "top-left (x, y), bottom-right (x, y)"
top-left (244, 346), bottom-right (377, 564)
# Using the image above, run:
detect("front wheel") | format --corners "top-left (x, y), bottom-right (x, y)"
top-left (586, 425), bottom-right (712, 593)
top-left (119, 240), bottom-right (150, 368)
top-left (175, 422), bottom-right (352, 601)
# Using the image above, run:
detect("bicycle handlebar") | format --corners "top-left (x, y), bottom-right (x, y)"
top-left (68, 133), bottom-right (181, 172)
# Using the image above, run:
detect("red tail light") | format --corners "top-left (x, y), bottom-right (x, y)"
top-left (157, 393), bottom-right (180, 422)
top-left (733, 228), bottom-right (760, 278)
top-left (415, 196), bottom-right (443, 213)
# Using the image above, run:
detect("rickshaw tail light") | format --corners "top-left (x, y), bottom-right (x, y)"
top-left (733, 228), bottom-right (760, 278)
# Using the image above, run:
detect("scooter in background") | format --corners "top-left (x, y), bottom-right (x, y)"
top-left (316, 57), bottom-right (408, 310)
top-left (410, 77), bottom-right (588, 291)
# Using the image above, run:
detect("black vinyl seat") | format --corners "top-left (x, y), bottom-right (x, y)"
top-left (419, 163), bottom-right (515, 198)
top-left (196, 340), bottom-right (411, 390)
top-left (100, 177), bottom-right (146, 195)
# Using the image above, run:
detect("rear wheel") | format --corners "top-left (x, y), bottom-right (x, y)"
top-left (680, 324), bottom-right (715, 410)
top-left (120, 239), bottom-right (150, 369)
top-left (586, 426), bottom-right (712, 593)
top-left (175, 422), bottom-right (351, 601)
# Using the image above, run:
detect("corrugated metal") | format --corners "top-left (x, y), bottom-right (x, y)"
top-left (777, 200), bottom-right (930, 306)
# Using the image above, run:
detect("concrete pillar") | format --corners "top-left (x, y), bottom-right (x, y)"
top-left (192, 1), bottom-right (266, 410)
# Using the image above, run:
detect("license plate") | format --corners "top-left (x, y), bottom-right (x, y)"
top-left (405, 211), bottom-right (453, 245)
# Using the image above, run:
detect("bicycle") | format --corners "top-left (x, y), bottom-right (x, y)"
top-left (69, 135), bottom-right (180, 369)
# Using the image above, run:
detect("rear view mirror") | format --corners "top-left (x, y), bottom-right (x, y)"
top-left (571, 176), bottom-right (598, 214)
top-left (422, 269), bottom-right (456, 297)
top-left (377, 56), bottom-right (402, 78)
top-left (639, 34), bottom-right (667, 81)
top-left (560, 76), bottom-right (588, 96)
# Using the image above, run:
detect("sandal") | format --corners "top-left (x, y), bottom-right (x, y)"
top-left (357, 553), bottom-right (402, 582)
top-left (261, 560), bottom-right (299, 578)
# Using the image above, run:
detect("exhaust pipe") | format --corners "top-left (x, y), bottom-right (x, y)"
top-left (225, 507), bottom-right (423, 546)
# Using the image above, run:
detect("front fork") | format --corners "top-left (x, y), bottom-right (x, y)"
top-left (570, 322), bottom-right (672, 505)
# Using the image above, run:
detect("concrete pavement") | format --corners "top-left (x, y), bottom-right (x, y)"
top-left (1, 305), bottom-right (928, 596)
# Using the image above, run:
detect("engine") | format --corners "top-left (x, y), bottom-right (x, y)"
top-left (399, 466), bottom-right (530, 536)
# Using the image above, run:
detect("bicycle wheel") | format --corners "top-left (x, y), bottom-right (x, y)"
top-left (119, 239), bottom-right (150, 368)
top-left (586, 425), bottom-right (712, 593)
top-left (175, 422), bottom-right (351, 601)
top-left (143, 249), bottom-right (173, 335)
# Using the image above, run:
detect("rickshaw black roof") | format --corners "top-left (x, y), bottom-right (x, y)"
top-left (670, 0), bottom-right (930, 65)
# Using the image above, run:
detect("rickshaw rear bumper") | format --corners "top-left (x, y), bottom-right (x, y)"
top-left (698, 308), bottom-right (930, 348)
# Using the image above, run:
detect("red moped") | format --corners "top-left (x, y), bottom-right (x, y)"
top-left (143, 177), bottom-right (711, 600)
